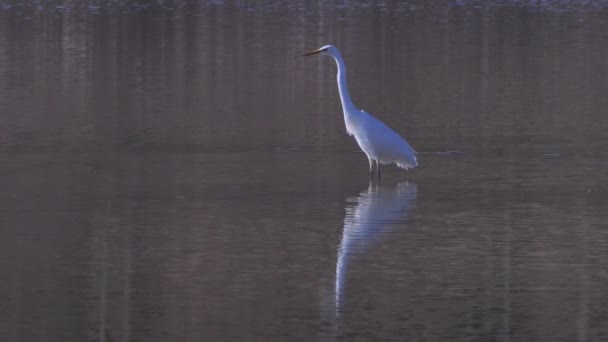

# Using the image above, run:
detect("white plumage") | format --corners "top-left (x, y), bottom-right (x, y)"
top-left (303, 45), bottom-right (418, 179)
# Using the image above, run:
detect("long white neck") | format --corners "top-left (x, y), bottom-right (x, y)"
top-left (331, 52), bottom-right (357, 114)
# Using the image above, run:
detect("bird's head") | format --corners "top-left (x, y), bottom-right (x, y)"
top-left (302, 45), bottom-right (338, 58)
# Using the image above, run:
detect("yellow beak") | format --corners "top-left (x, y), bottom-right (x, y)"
top-left (301, 48), bottom-right (322, 57)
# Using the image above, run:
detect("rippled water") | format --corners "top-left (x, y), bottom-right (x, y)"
top-left (1, 1), bottom-right (608, 341)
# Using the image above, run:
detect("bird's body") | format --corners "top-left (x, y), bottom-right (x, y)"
top-left (303, 45), bottom-right (418, 178)
top-left (345, 109), bottom-right (417, 170)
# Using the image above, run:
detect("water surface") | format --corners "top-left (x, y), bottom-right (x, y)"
top-left (1, 1), bottom-right (608, 341)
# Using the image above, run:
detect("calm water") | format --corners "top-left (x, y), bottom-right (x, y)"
top-left (1, 1), bottom-right (608, 341)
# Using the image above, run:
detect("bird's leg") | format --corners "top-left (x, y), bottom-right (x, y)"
top-left (368, 157), bottom-right (374, 180)
top-left (376, 161), bottom-right (381, 181)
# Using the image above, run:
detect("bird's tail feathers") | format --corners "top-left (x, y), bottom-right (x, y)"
top-left (397, 156), bottom-right (418, 170)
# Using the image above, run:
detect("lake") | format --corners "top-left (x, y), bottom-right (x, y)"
top-left (1, 1), bottom-right (608, 341)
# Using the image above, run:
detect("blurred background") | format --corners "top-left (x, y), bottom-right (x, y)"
top-left (1, 1), bottom-right (608, 341)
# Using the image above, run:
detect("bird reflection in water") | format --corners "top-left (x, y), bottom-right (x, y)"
top-left (335, 181), bottom-right (417, 315)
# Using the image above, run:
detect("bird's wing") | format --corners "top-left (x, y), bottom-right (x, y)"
top-left (362, 112), bottom-right (417, 167)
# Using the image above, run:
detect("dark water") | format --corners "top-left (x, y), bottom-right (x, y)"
top-left (2, 1), bottom-right (608, 341)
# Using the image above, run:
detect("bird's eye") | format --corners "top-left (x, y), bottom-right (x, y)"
top-left (321, 48), bottom-right (328, 52)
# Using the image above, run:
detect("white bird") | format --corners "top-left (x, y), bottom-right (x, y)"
top-left (303, 45), bottom-right (418, 179)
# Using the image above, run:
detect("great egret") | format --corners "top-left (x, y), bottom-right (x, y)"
top-left (303, 45), bottom-right (418, 179)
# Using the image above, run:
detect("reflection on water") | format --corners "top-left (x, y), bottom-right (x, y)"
top-left (2, 1), bottom-right (608, 341)
top-left (335, 182), bottom-right (417, 315)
